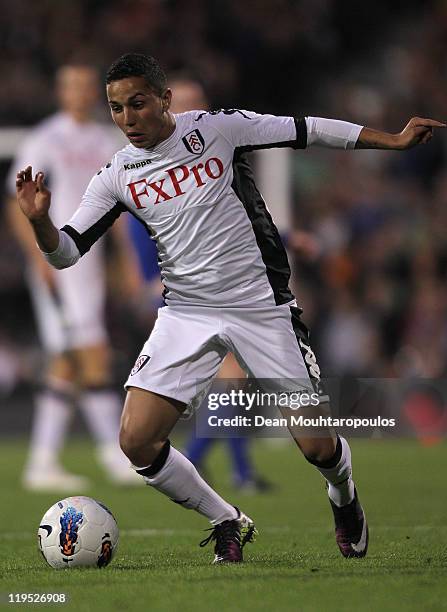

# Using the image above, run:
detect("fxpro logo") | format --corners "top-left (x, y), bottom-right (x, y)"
top-left (126, 156), bottom-right (224, 209)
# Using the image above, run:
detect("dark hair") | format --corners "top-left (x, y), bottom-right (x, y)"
top-left (106, 53), bottom-right (167, 95)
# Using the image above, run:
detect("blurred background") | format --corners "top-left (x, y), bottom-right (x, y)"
top-left (1, 0), bottom-right (447, 441)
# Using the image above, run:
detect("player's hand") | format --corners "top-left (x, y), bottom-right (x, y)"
top-left (16, 166), bottom-right (51, 222)
top-left (394, 117), bottom-right (446, 150)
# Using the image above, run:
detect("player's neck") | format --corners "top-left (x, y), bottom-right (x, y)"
top-left (153, 112), bottom-right (176, 148)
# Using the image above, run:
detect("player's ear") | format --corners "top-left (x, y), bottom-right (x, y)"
top-left (161, 88), bottom-right (172, 112)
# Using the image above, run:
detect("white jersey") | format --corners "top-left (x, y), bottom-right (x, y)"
top-left (7, 112), bottom-right (119, 226)
top-left (62, 109), bottom-right (308, 308)
top-left (7, 112), bottom-right (120, 352)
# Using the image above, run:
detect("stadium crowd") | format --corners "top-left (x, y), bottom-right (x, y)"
top-left (1, 0), bottom-right (447, 403)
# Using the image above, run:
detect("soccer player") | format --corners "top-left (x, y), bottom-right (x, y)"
top-left (7, 64), bottom-right (140, 491)
top-left (129, 73), bottom-right (273, 491)
top-left (15, 53), bottom-right (445, 562)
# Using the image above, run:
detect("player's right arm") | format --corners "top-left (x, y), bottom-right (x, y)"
top-left (14, 165), bottom-right (80, 270)
top-left (16, 159), bottom-right (125, 270)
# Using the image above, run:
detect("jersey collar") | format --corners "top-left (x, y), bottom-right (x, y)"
top-left (129, 117), bottom-right (179, 157)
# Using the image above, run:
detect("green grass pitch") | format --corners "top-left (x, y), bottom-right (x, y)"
top-left (0, 437), bottom-right (446, 611)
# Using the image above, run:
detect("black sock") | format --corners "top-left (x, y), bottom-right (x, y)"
top-left (305, 435), bottom-right (342, 469)
top-left (135, 440), bottom-right (171, 477)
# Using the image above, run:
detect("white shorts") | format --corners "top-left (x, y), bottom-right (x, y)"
top-left (27, 246), bottom-right (107, 354)
top-left (125, 303), bottom-right (325, 412)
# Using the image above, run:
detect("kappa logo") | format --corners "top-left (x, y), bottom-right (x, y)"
top-left (298, 339), bottom-right (321, 381)
top-left (195, 108), bottom-right (252, 121)
top-left (96, 161), bottom-right (112, 175)
top-left (182, 129), bottom-right (205, 155)
top-left (123, 159), bottom-right (152, 170)
top-left (131, 354), bottom-right (150, 376)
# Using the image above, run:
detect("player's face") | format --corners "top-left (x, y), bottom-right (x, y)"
top-left (107, 77), bottom-right (173, 149)
top-left (57, 66), bottom-right (100, 119)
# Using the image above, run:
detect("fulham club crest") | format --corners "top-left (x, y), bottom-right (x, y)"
top-left (182, 129), bottom-right (205, 155)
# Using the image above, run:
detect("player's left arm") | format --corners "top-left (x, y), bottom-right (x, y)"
top-left (355, 117), bottom-right (446, 150)
top-left (208, 110), bottom-right (445, 152)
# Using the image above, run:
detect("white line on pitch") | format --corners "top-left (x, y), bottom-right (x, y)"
top-left (0, 526), bottom-right (291, 541)
top-left (0, 524), bottom-right (444, 541)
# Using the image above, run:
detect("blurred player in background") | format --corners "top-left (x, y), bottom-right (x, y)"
top-left (7, 64), bottom-right (139, 491)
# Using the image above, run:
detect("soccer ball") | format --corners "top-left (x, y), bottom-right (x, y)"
top-left (37, 496), bottom-right (119, 569)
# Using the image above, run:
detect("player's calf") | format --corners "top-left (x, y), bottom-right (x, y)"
top-left (122, 388), bottom-right (258, 563)
top-left (119, 387), bottom-right (184, 466)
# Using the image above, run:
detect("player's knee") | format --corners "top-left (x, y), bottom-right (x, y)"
top-left (118, 428), bottom-right (143, 463)
top-left (75, 345), bottom-right (111, 387)
top-left (301, 438), bottom-right (336, 464)
top-left (119, 427), bottom-right (164, 466)
top-left (78, 365), bottom-right (110, 388)
top-left (47, 355), bottom-right (76, 383)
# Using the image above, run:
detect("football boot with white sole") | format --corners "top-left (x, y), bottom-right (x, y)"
top-left (329, 487), bottom-right (368, 558)
top-left (199, 507), bottom-right (257, 563)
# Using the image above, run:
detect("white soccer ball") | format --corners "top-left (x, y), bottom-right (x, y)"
top-left (37, 496), bottom-right (119, 569)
